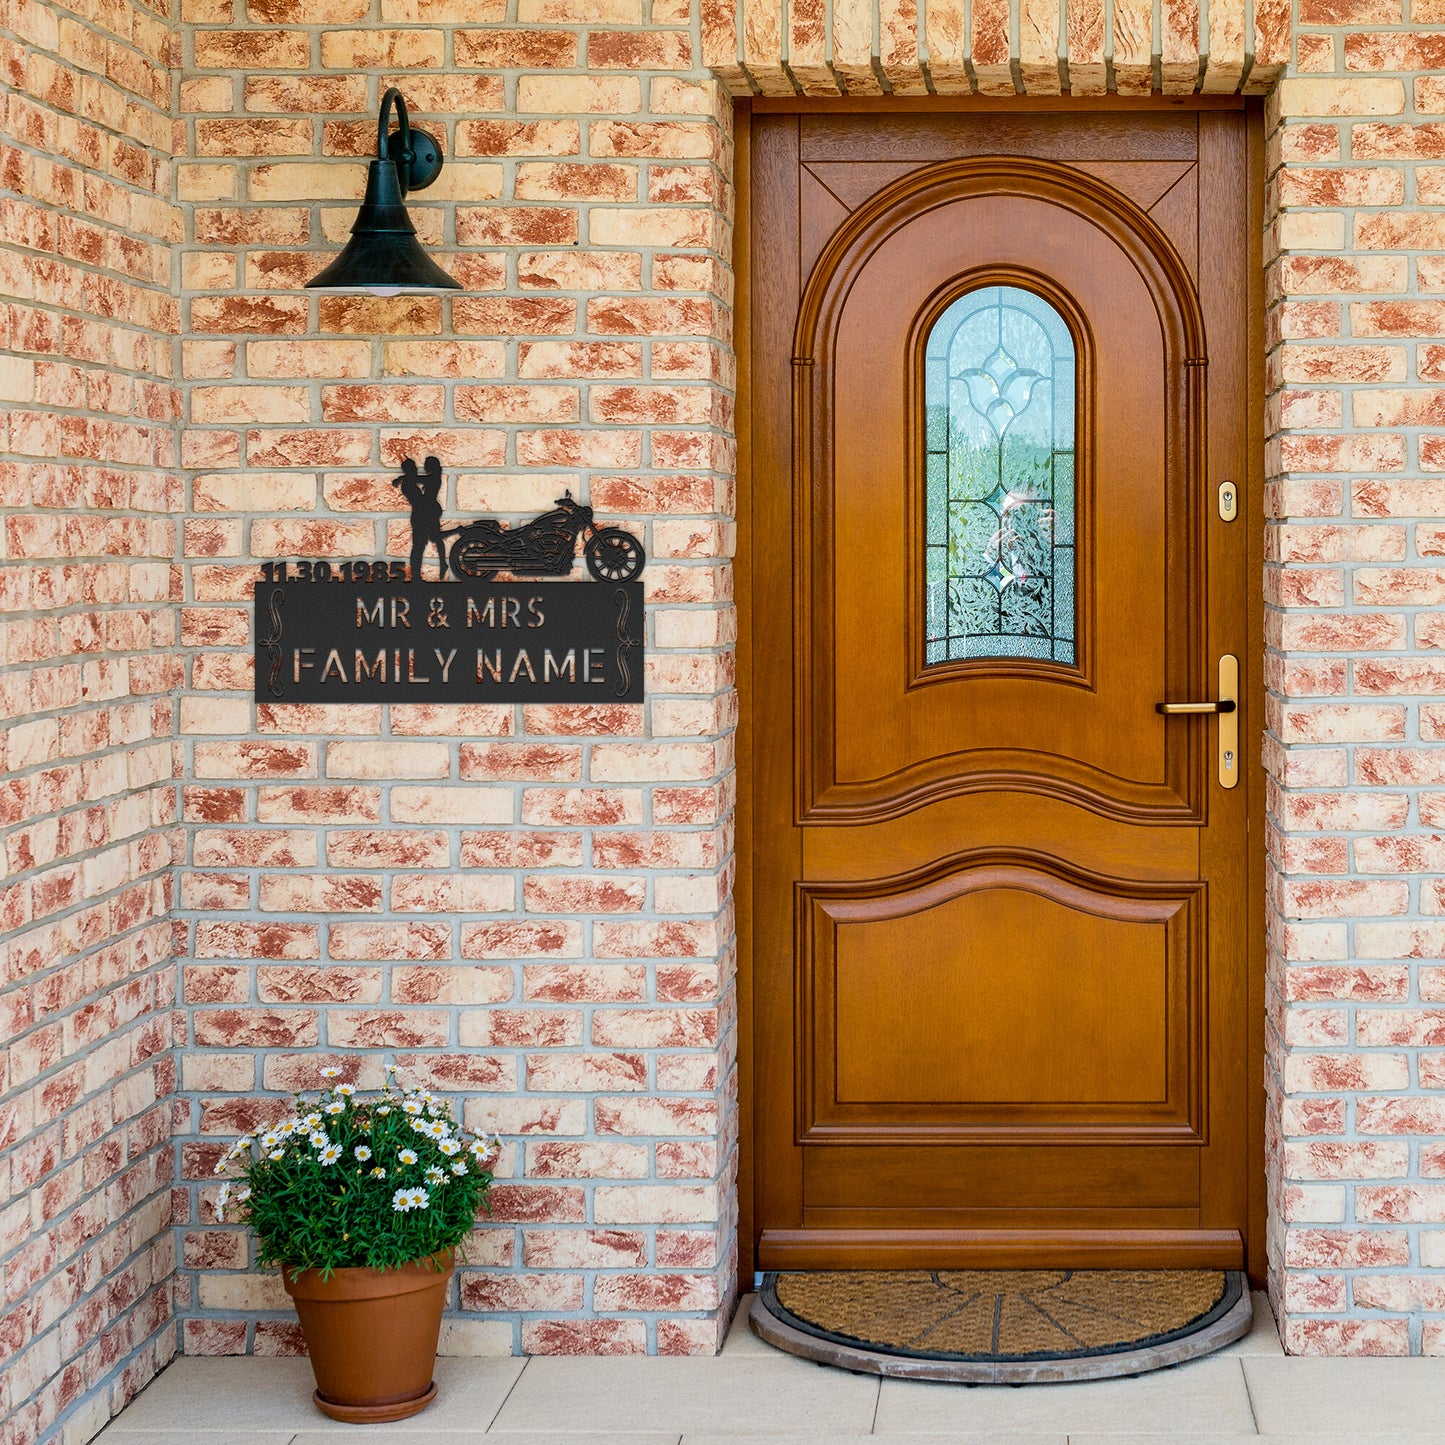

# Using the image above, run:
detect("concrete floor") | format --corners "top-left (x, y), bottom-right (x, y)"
top-left (95, 1292), bottom-right (1445, 1441)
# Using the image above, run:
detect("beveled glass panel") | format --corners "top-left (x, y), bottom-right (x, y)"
top-left (924, 285), bottom-right (1077, 666)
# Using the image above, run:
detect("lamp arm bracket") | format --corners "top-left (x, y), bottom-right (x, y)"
top-left (377, 87), bottom-right (442, 196)
top-left (379, 87), bottom-right (408, 162)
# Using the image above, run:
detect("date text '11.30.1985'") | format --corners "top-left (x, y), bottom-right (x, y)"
top-left (253, 459), bottom-right (645, 704)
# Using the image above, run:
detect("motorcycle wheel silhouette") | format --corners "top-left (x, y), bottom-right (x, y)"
top-left (450, 533), bottom-right (499, 581)
top-left (585, 528), bottom-right (644, 582)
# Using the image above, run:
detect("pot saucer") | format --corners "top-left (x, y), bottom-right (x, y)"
top-left (312, 1380), bottom-right (437, 1423)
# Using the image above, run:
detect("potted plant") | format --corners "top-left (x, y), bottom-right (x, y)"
top-left (213, 1065), bottom-right (500, 1423)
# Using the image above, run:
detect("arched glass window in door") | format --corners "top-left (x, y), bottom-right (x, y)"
top-left (924, 285), bottom-right (1076, 666)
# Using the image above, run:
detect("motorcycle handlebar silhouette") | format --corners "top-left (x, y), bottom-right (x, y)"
top-left (442, 491), bottom-right (645, 583)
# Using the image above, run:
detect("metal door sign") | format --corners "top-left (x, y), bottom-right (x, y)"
top-left (253, 459), bottom-right (645, 703)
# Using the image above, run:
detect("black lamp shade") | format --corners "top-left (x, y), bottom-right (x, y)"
top-left (306, 90), bottom-right (460, 295)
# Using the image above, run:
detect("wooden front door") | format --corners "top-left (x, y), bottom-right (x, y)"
top-left (746, 106), bottom-right (1261, 1272)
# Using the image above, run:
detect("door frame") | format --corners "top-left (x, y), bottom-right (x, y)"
top-left (733, 95), bottom-right (1268, 1287)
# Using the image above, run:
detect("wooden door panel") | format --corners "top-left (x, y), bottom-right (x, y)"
top-left (1068, 161), bottom-right (1195, 211)
top-left (798, 113), bottom-right (1199, 163)
top-left (1149, 168), bottom-right (1201, 280)
top-left (829, 207), bottom-right (1166, 768)
top-left (835, 902), bottom-right (1171, 1106)
top-left (800, 861), bottom-right (1203, 1142)
top-left (751, 107), bottom-right (1256, 1272)
top-left (798, 166), bottom-right (1209, 827)
top-left (803, 792), bottom-right (1199, 882)
top-left (798, 158), bottom-right (1204, 281)
top-left (799, 167), bottom-right (852, 283)
top-left (804, 1145), bottom-right (1201, 1213)
top-left (810, 161), bottom-right (1195, 216)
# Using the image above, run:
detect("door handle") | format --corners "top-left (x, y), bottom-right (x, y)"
top-left (1155, 699), bottom-right (1236, 714)
top-left (1155, 655), bottom-right (1239, 789)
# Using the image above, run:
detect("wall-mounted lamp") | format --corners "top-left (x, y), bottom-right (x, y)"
top-left (306, 87), bottom-right (460, 296)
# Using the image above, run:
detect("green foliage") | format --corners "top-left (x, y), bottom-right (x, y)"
top-left (213, 1067), bottom-right (501, 1277)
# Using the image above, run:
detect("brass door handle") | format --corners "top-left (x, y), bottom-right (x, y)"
top-left (1155, 699), bottom-right (1236, 714)
top-left (1155, 655), bottom-right (1239, 789)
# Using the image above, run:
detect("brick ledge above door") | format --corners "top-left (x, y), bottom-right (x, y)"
top-left (702, 0), bottom-right (1289, 98)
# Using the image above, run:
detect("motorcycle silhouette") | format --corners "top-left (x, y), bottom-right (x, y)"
top-left (444, 491), bottom-right (645, 583)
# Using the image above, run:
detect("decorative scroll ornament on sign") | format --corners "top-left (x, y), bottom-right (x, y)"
top-left (254, 456), bottom-right (646, 704)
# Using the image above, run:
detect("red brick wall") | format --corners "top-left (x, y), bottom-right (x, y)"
top-left (0, 0), bottom-right (182, 1441)
top-left (1265, 22), bottom-right (1445, 1355)
top-left (19, 0), bottom-right (1445, 1416)
top-left (171, 3), bottom-right (740, 1359)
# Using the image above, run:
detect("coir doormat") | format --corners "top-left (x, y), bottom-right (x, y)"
top-left (751, 1269), bottom-right (1252, 1383)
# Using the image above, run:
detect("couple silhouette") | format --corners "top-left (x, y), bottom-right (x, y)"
top-left (392, 455), bottom-right (447, 581)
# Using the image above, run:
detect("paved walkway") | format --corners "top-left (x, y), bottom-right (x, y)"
top-left (96, 1293), bottom-right (1445, 1441)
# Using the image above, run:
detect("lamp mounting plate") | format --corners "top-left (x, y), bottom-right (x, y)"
top-left (386, 126), bottom-right (443, 193)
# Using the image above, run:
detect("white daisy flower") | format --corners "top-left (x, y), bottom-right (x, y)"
top-left (335, 1083), bottom-right (356, 1097)
top-left (425, 1166), bottom-right (445, 1185)
top-left (324, 1100), bottom-right (345, 1116)
top-left (424, 1120), bottom-right (448, 1140)
top-left (259, 1132), bottom-right (279, 1150)
top-left (402, 1100), bottom-right (424, 1116)
top-left (398, 1148), bottom-right (418, 1166)
top-left (268, 1149), bottom-right (285, 1161)
top-left (235, 1186), bottom-right (250, 1203)
top-left (212, 1159), bottom-right (227, 1176)
top-left (302, 1113), bottom-right (322, 1130)
top-left (391, 1187), bottom-right (418, 1212)
top-left (386, 1063), bottom-right (399, 1074)
top-left (278, 1120), bottom-right (297, 1135)
top-left (438, 1139), bottom-right (461, 1156)
top-left (319, 1144), bottom-right (342, 1165)
top-left (376, 1105), bottom-right (392, 1116)
top-left (370, 1166), bottom-right (387, 1179)
top-left (321, 1067), bottom-right (341, 1079)
top-left (354, 1145), bottom-right (372, 1162)
top-left (309, 1131), bottom-right (328, 1149)
top-left (450, 1161), bottom-right (468, 1176)
top-left (215, 1182), bottom-right (231, 1217)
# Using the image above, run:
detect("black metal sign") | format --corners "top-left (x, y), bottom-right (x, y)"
top-left (253, 459), bottom-right (645, 703)
top-left (255, 577), bottom-right (641, 702)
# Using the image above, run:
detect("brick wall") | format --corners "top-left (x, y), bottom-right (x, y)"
top-left (170, 1), bottom-right (740, 1359)
top-left (702, 0), bottom-right (1445, 1360)
top-left (1265, 6), bottom-right (1445, 1357)
top-left (0, 0), bottom-right (182, 1441)
top-left (18, 0), bottom-right (1445, 1423)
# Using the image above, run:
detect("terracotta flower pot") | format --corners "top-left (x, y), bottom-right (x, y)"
top-left (282, 1251), bottom-right (453, 1423)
